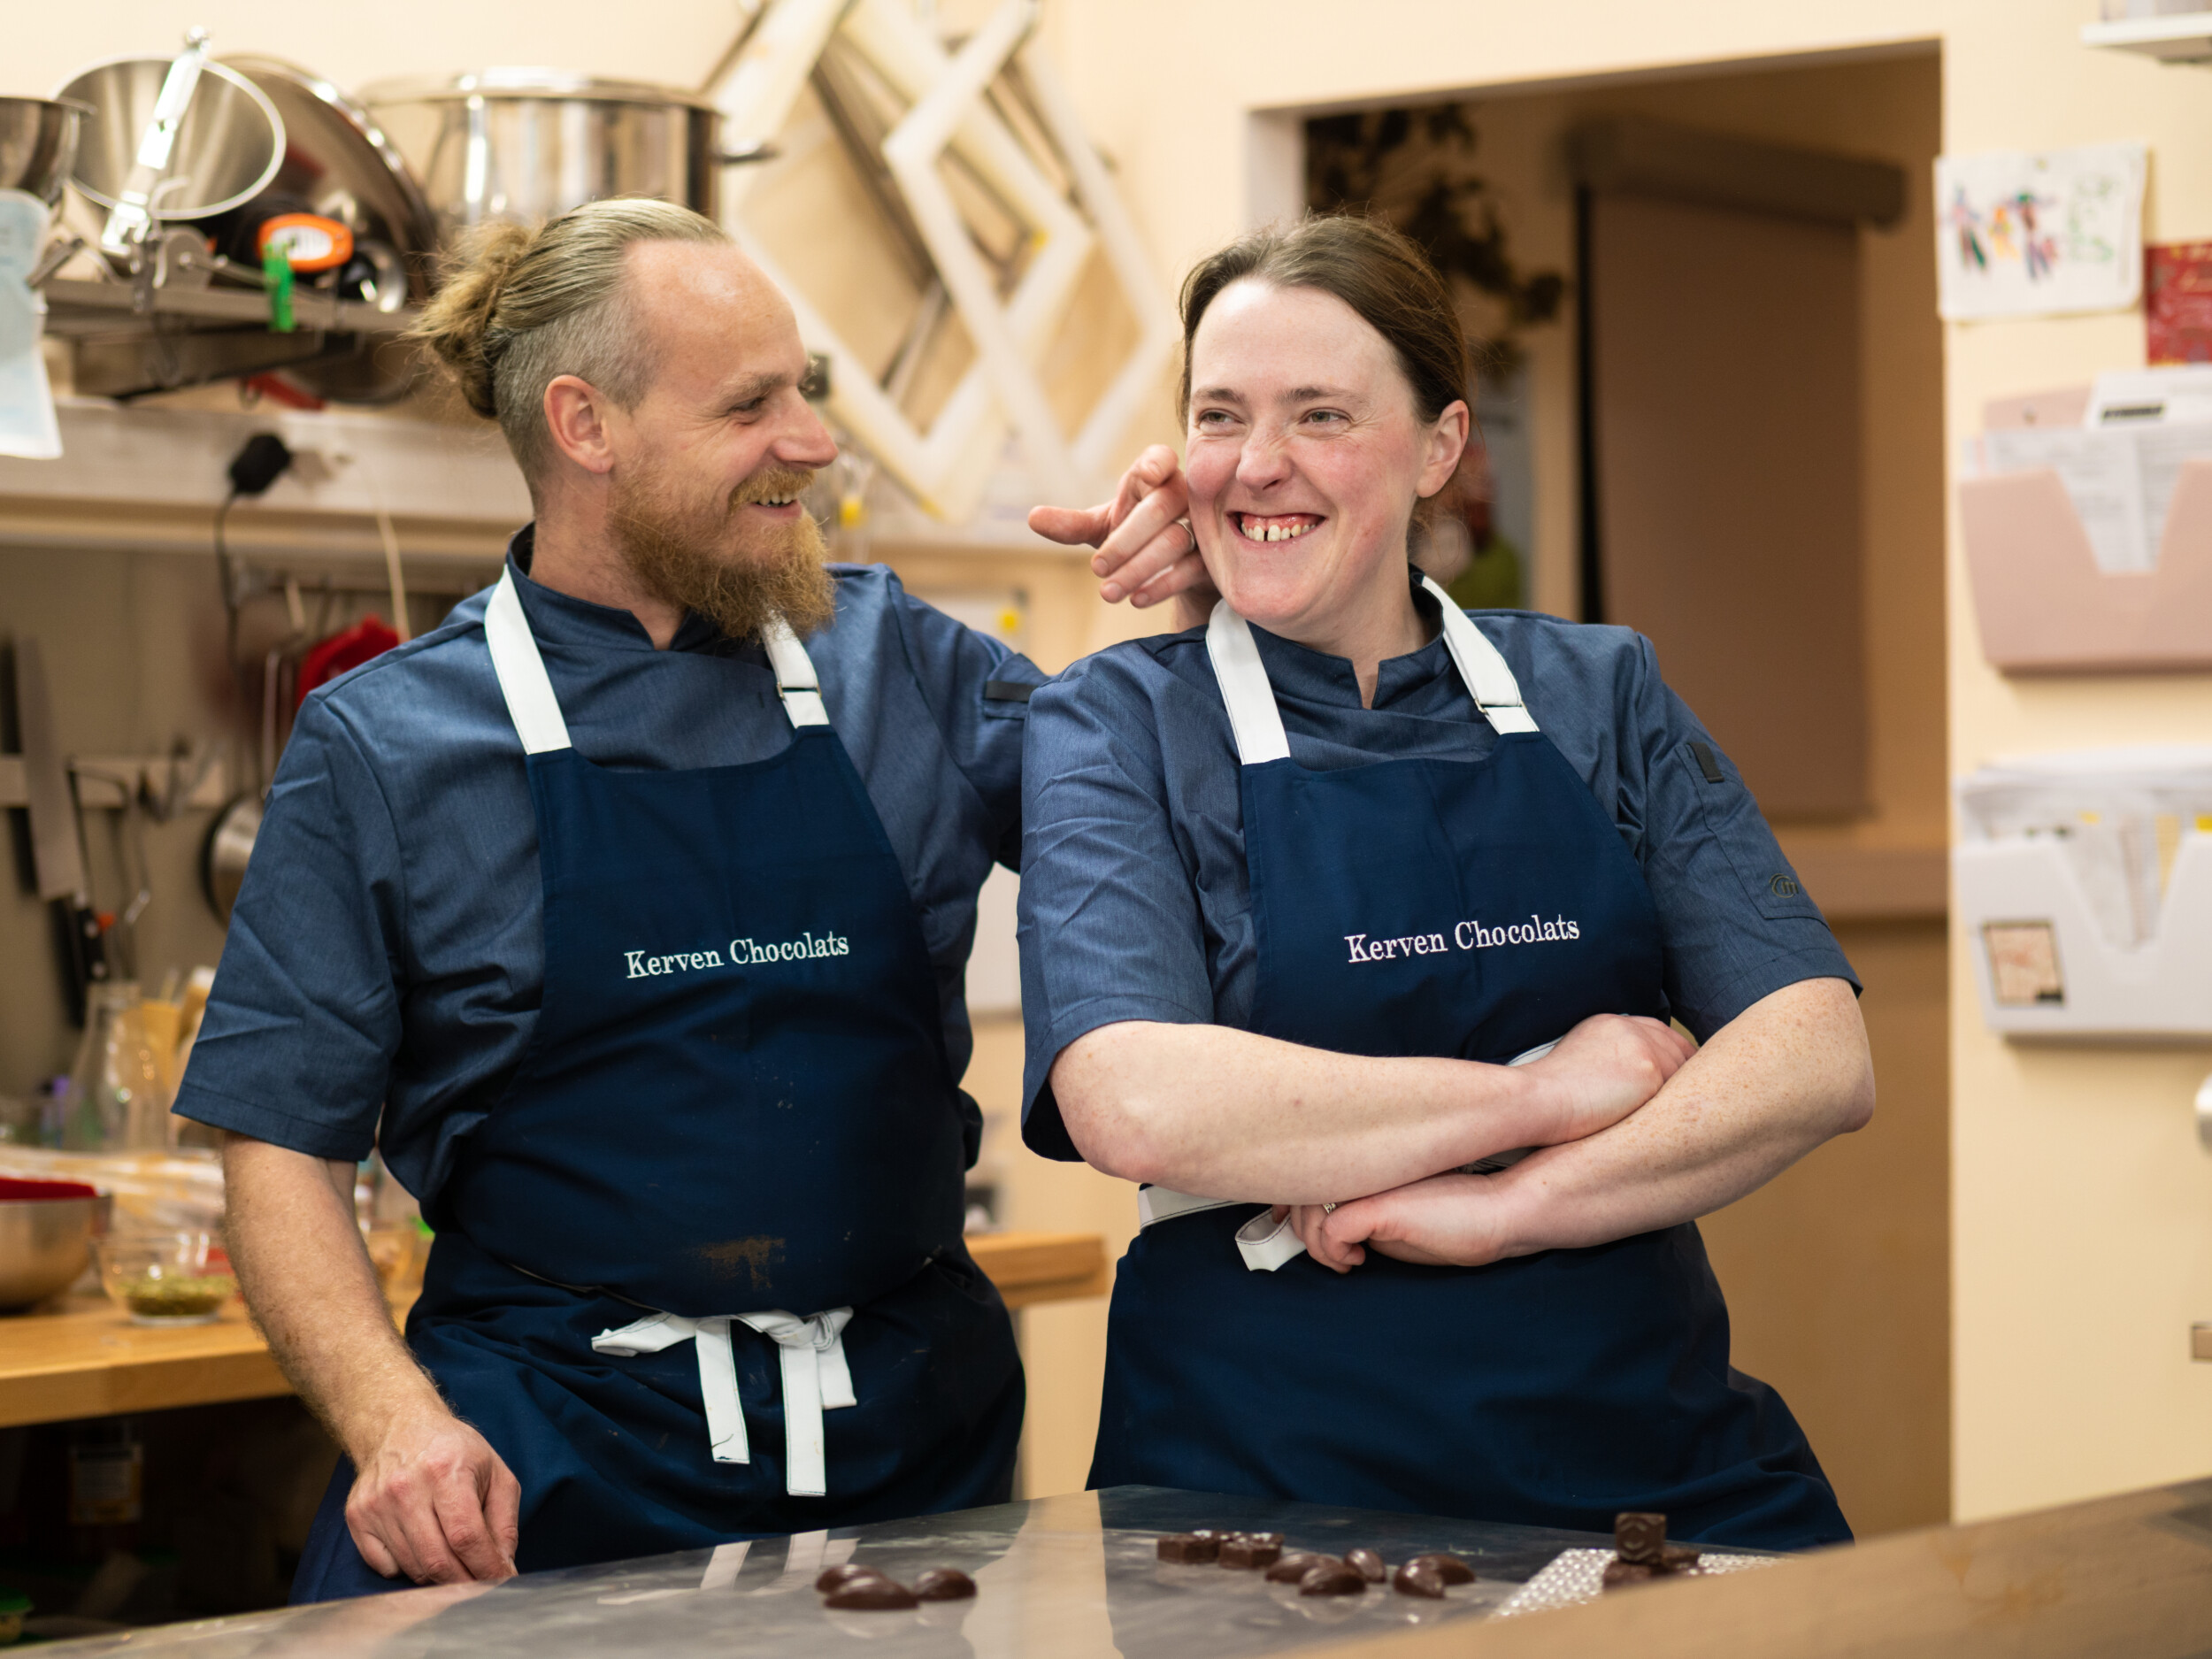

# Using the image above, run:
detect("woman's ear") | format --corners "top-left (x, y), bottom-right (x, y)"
top-left (1415, 399), bottom-right (1471, 499)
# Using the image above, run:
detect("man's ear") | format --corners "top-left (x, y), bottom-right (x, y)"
top-left (1415, 399), bottom-right (1471, 500)
top-left (543, 374), bottom-right (617, 476)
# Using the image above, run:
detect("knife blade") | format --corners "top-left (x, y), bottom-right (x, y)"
top-left (13, 638), bottom-right (107, 1024)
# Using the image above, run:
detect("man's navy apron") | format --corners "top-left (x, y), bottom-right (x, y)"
top-left (295, 571), bottom-right (1022, 1598)
top-left (1087, 579), bottom-right (1847, 1552)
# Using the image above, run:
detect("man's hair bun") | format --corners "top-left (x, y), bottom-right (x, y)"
top-left (409, 220), bottom-right (535, 419)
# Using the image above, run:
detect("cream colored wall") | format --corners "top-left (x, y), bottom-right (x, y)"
top-left (1047, 0), bottom-right (2212, 1527)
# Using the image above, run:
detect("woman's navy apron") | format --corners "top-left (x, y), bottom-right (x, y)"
top-left (295, 571), bottom-right (1022, 1599)
top-left (1087, 578), bottom-right (1847, 1551)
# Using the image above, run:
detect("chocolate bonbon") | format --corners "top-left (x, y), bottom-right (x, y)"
top-left (815, 1563), bottom-right (885, 1594)
top-left (1343, 1548), bottom-right (1386, 1583)
top-left (1392, 1562), bottom-right (1448, 1599)
top-left (913, 1568), bottom-right (977, 1601)
top-left (1298, 1561), bottom-right (1367, 1596)
top-left (1601, 1512), bottom-right (1702, 1592)
top-left (1406, 1554), bottom-right (1475, 1585)
top-left (1264, 1550), bottom-right (1335, 1583)
top-left (824, 1576), bottom-right (918, 1609)
top-left (1614, 1511), bottom-right (1667, 1566)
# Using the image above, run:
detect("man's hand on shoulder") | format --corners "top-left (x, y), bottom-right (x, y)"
top-left (346, 1406), bottom-right (520, 1585)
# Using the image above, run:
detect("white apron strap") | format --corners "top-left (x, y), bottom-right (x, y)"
top-left (761, 618), bottom-right (831, 728)
top-left (592, 1306), bottom-right (856, 1494)
top-left (1202, 601), bottom-right (1292, 764)
top-left (485, 567), bottom-right (572, 754)
top-left (737, 1310), bottom-right (856, 1498)
top-left (485, 565), bottom-right (829, 745)
top-left (1202, 577), bottom-right (1540, 766)
top-left (1419, 575), bottom-right (1540, 735)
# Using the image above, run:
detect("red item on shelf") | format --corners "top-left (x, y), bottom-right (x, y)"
top-left (0, 1177), bottom-right (99, 1202)
top-left (2147, 241), bottom-right (2212, 365)
top-left (296, 617), bottom-right (402, 709)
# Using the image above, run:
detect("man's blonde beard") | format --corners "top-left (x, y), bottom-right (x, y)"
top-left (609, 465), bottom-right (837, 644)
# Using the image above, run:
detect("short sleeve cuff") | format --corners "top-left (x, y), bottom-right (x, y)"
top-left (173, 1079), bottom-right (379, 1164)
top-left (1020, 994), bottom-right (1210, 1161)
top-left (1680, 942), bottom-right (1862, 1041)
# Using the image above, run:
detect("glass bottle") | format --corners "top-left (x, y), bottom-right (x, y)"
top-left (61, 983), bottom-right (171, 1152)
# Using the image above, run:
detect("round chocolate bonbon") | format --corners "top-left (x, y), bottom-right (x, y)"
top-left (816, 1563), bottom-right (887, 1594)
top-left (1343, 1548), bottom-right (1386, 1582)
top-left (1392, 1563), bottom-right (1448, 1599)
top-left (1407, 1554), bottom-right (1476, 1585)
top-left (825, 1575), bottom-right (918, 1609)
top-left (1298, 1561), bottom-right (1368, 1596)
top-left (912, 1567), bottom-right (977, 1601)
top-left (1264, 1550), bottom-right (1334, 1583)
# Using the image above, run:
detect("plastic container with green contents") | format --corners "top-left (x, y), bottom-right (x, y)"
top-left (0, 1589), bottom-right (29, 1646)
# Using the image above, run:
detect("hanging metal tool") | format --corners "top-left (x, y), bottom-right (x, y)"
top-left (12, 639), bottom-right (108, 1025)
top-left (96, 28), bottom-right (214, 257)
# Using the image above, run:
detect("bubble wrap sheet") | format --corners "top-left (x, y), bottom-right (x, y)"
top-left (1492, 1547), bottom-right (1782, 1617)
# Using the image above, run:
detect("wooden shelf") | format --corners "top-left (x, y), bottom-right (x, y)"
top-left (0, 1230), bottom-right (1109, 1430)
top-left (2082, 13), bottom-right (2212, 63)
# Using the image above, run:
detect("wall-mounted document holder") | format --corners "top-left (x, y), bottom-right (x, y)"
top-left (1955, 748), bottom-right (2212, 1040)
top-left (1959, 386), bottom-right (2212, 673)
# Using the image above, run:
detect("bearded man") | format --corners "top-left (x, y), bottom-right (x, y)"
top-left (180, 199), bottom-right (1048, 1597)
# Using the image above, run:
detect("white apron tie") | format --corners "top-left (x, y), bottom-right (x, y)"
top-left (590, 1308), bottom-right (856, 1496)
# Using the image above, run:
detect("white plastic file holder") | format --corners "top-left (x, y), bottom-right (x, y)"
top-left (1955, 747), bottom-right (2212, 1040)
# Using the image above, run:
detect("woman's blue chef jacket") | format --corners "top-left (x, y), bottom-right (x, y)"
top-left (1017, 581), bottom-right (1855, 1151)
top-left (176, 530), bottom-right (1044, 1210)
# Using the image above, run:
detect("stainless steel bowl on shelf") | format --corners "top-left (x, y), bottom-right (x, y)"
top-left (360, 69), bottom-right (721, 235)
top-left (0, 96), bottom-right (92, 206)
top-left (0, 1191), bottom-right (102, 1310)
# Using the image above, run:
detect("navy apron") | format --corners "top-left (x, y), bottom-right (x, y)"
top-left (1087, 580), bottom-right (1847, 1552)
top-left (295, 571), bottom-right (1022, 1599)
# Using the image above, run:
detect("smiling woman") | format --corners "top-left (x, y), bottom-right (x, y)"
top-left (1179, 219), bottom-right (1470, 702)
top-left (1016, 212), bottom-right (1875, 1549)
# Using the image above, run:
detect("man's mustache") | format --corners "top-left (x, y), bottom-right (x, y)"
top-left (730, 468), bottom-right (818, 510)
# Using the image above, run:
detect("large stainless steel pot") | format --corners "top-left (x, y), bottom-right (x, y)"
top-left (0, 96), bottom-right (92, 206)
top-left (361, 70), bottom-right (720, 236)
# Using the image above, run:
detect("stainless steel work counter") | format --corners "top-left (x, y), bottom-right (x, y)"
top-left (35, 1486), bottom-right (1618, 1657)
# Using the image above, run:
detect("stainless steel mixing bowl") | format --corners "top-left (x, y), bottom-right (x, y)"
top-left (0, 1194), bottom-right (100, 1310)
top-left (0, 96), bottom-right (91, 206)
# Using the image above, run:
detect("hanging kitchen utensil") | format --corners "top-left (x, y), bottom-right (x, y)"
top-left (11, 638), bottom-right (108, 1026)
top-left (58, 38), bottom-right (284, 253)
top-left (200, 794), bottom-right (259, 926)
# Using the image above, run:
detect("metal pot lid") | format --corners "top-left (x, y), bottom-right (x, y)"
top-left (219, 58), bottom-right (436, 293)
top-left (217, 58), bottom-right (442, 404)
top-left (56, 55), bottom-right (283, 219)
top-left (359, 69), bottom-right (720, 111)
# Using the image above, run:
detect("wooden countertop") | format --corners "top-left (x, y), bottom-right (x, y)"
top-left (0, 1230), bottom-right (1109, 1430)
